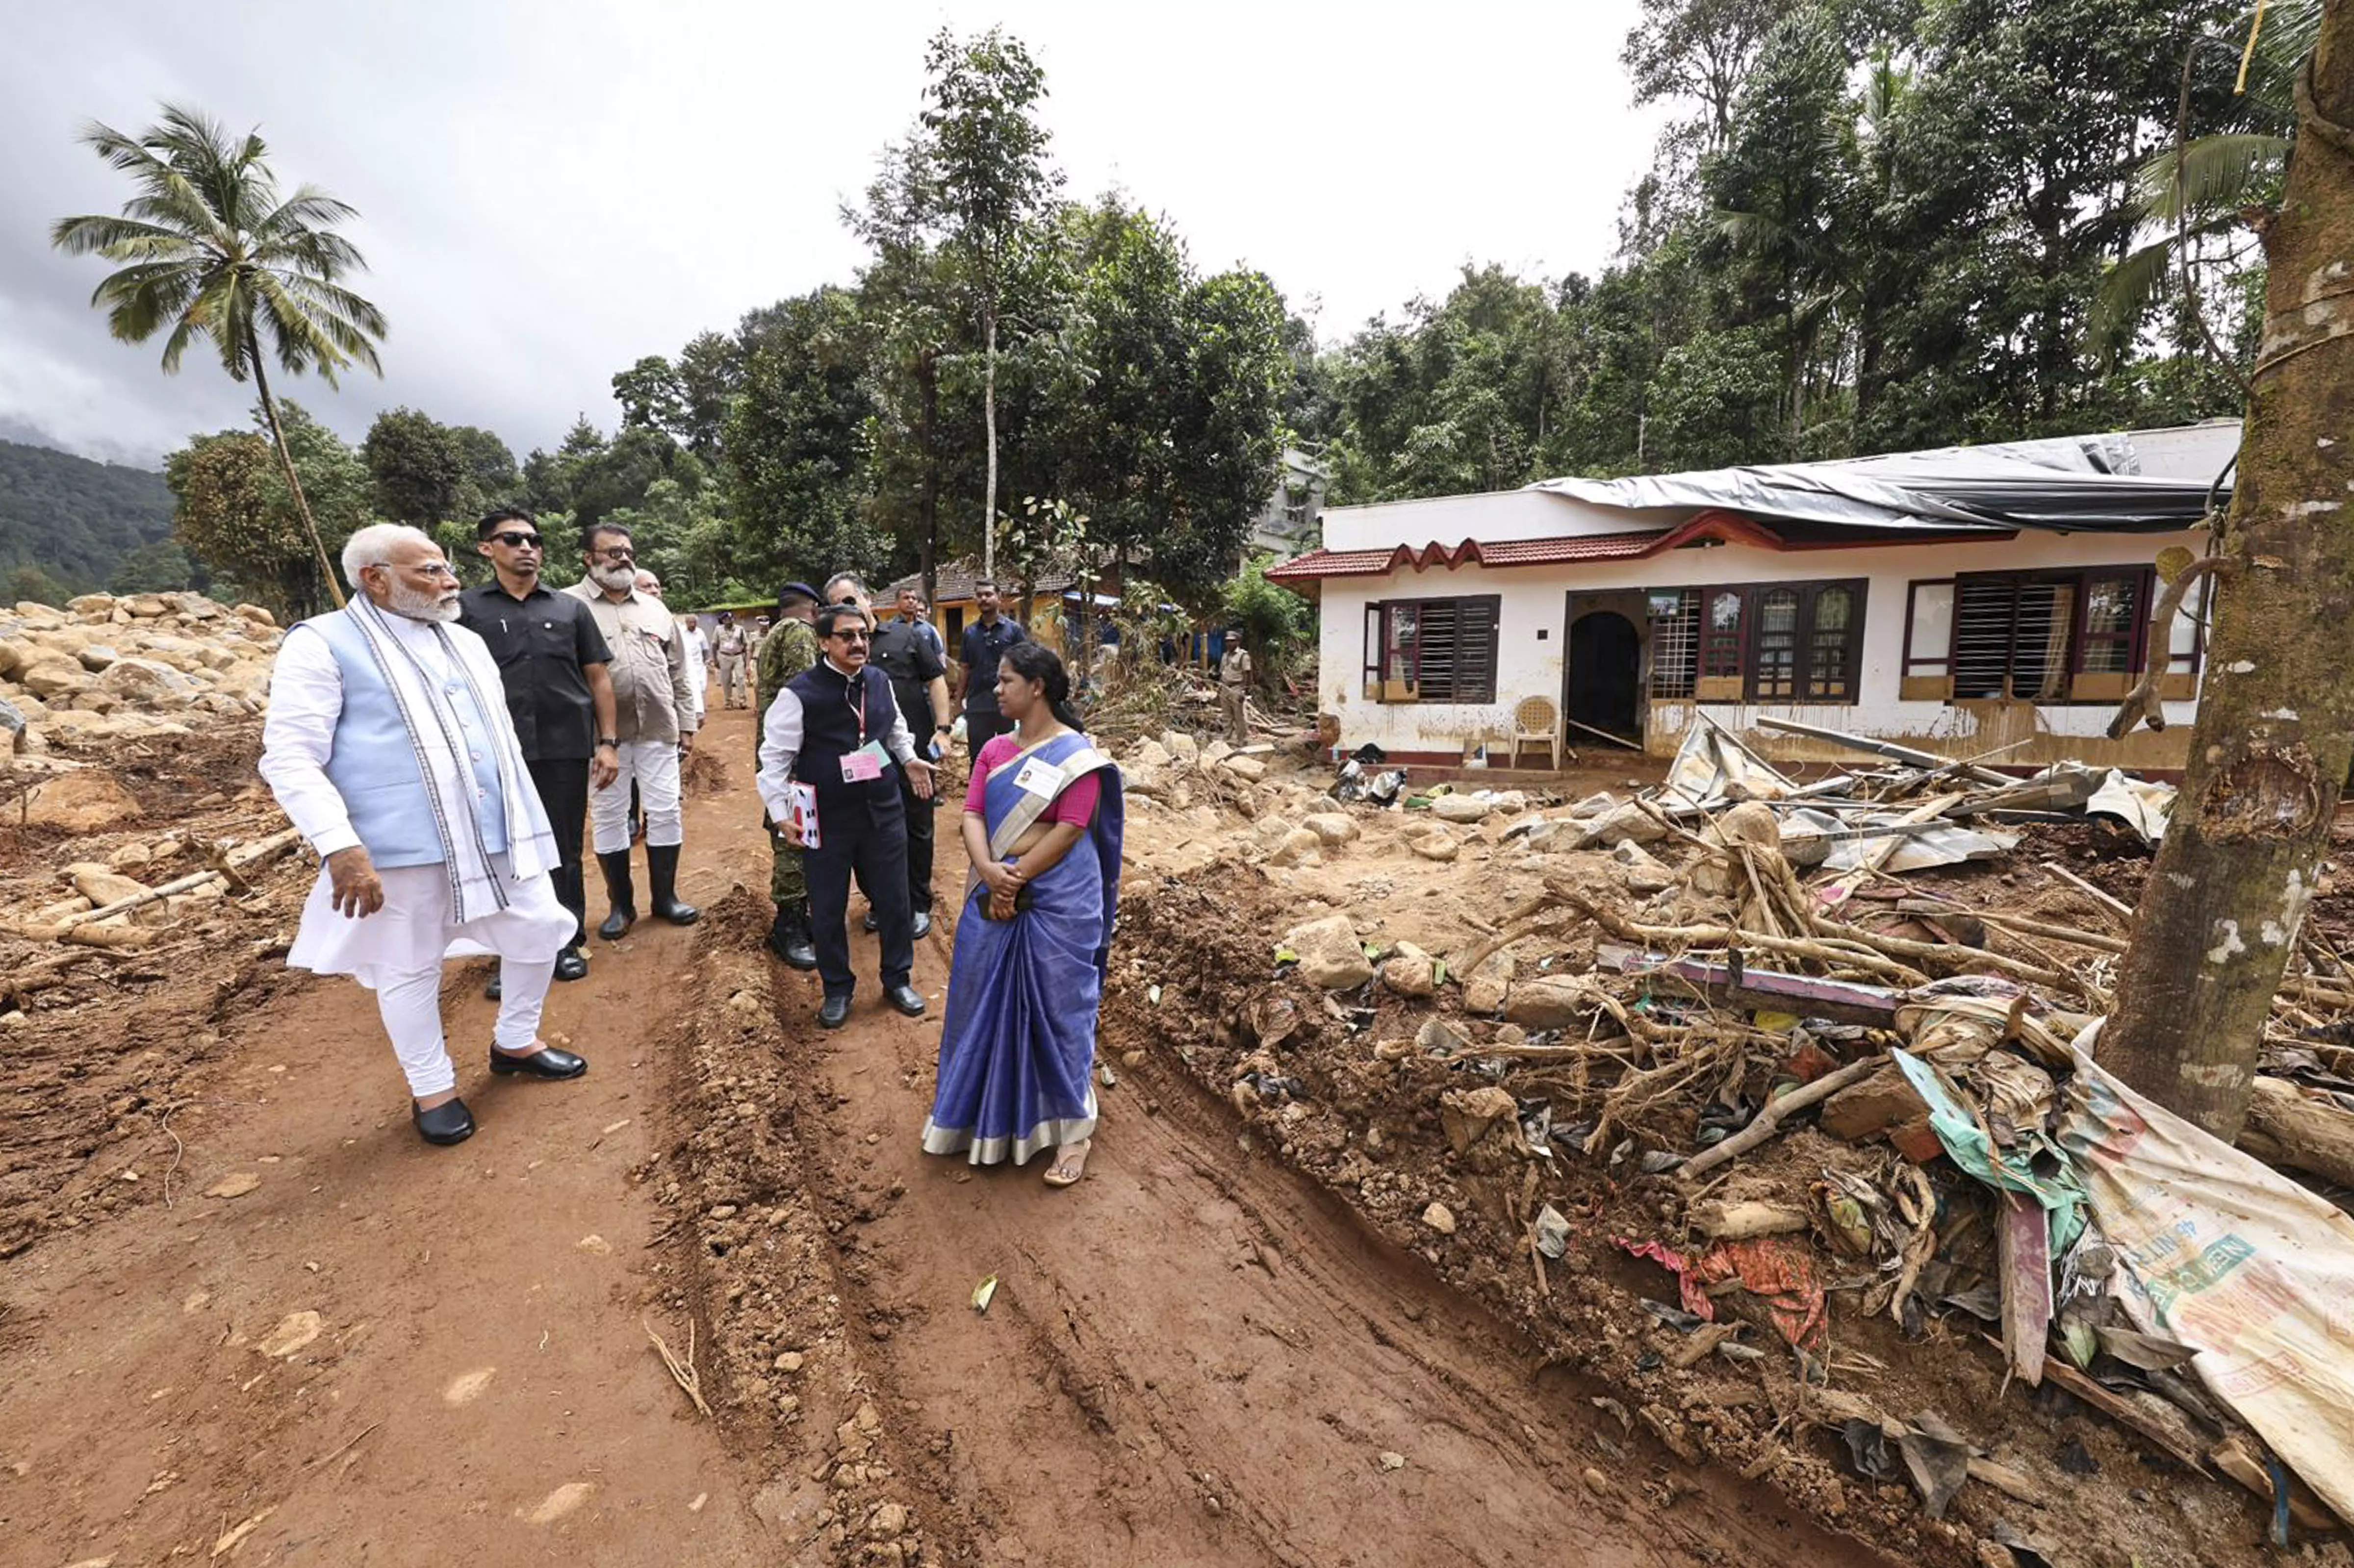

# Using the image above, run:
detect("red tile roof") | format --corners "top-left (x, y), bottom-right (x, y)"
top-left (1264, 529), bottom-right (1663, 581)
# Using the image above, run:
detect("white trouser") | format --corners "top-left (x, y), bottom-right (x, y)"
top-left (375, 954), bottom-right (558, 1097)
top-left (590, 739), bottom-right (683, 852)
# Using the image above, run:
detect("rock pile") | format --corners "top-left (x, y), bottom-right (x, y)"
top-left (0, 592), bottom-right (282, 755)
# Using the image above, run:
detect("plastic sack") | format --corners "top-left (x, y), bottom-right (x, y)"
top-left (2058, 1051), bottom-right (2354, 1528)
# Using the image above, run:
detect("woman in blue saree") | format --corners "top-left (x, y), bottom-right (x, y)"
top-left (922, 642), bottom-right (1124, 1186)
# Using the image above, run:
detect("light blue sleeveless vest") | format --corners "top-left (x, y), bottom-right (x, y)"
top-left (299, 610), bottom-right (508, 869)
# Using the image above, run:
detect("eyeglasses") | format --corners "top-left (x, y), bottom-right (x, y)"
top-left (490, 531), bottom-right (542, 548)
top-left (592, 547), bottom-right (636, 563)
top-left (830, 631), bottom-right (871, 644)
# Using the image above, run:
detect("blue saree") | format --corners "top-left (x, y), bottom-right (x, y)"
top-left (921, 730), bottom-right (1125, 1164)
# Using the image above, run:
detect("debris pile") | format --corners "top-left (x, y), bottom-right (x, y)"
top-left (1106, 717), bottom-right (2354, 1566)
top-left (1, 591), bottom-right (283, 757)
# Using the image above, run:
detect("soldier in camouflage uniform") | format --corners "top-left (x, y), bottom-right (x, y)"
top-left (754, 583), bottom-right (824, 966)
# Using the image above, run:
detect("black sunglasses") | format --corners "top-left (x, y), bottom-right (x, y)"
top-left (831, 630), bottom-right (871, 643)
top-left (489, 531), bottom-right (542, 548)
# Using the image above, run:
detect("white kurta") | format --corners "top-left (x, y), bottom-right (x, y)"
top-left (260, 610), bottom-right (573, 988)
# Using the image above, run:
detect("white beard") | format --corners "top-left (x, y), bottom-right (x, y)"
top-left (388, 582), bottom-right (461, 623)
top-left (590, 565), bottom-right (637, 593)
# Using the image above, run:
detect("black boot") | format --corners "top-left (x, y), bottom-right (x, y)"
top-left (647, 843), bottom-right (699, 925)
top-left (596, 850), bottom-right (636, 940)
top-left (766, 901), bottom-right (818, 970)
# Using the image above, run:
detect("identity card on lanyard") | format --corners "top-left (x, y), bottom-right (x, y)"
top-left (838, 671), bottom-right (889, 782)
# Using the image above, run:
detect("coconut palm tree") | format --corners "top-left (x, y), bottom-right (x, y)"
top-left (2089, 1), bottom-right (2322, 365)
top-left (51, 104), bottom-right (386, 607)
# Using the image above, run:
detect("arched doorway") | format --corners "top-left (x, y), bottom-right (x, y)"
top-left (1568, 610), bottom-right (1641, 743)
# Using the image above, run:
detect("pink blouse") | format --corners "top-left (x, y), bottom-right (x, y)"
top-left (965, 733), bottom-right (1102, 826)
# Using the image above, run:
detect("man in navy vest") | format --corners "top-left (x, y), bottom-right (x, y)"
top-left (754, 602), bottom-right (937, 1028)
top-left (258, 524), bottom-right (589, 1147)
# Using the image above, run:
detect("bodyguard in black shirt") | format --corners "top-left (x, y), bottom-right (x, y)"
top-left (459, 507), bottom-right (620, 983)
top-left (956, 579), bottom-right (1028, 750)
top-left (870, 599), bottom-right (951, 937)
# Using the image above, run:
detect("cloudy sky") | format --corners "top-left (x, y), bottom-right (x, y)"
top-left (2, 0), bottom-right (1663, 470)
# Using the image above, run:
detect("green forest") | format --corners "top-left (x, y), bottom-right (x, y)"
top-left (0, 438), bottom-right (177, 603)
top-left (32, 0), bottom-right (2297, 616)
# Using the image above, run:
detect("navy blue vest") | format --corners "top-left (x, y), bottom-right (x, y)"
top-left (789, 659), bottom-right (905, 825)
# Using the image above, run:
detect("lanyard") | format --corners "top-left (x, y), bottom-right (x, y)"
top-left (844, 667), bottom-right (867, 748)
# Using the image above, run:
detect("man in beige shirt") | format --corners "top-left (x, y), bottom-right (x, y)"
top-left (564, 523), bottom-right (701, 937)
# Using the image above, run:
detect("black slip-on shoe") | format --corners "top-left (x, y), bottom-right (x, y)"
top-left (911, 910), bottom-right (933, 941)
top-left (818, 994), bottom-right (851, 1029)
top-left (488, 1045), bottom-right (588, 1080)
top-left (554, 948), bottom-right (589, 982)
top-left (484, 974), bottom-right (503, 1001)
top-left (862, 911), bottom-right (879, 933)
top-left (413, 1097), bottom-right (475, 1146)
top-left (884, 984), bottom-right (926, 1018)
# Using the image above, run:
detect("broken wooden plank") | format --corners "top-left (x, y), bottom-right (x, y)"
top-left (1997, 1192), bottom-right (2052, 1388)
top-left (2238, 1076), bottom-right (2354, 1190)
top-left (2030, 1353), bottom-right (2213, 1475)
top-left (1594, 942), bottom-right (1904, 1026)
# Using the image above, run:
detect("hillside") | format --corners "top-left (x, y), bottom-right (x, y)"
top-left (0, 438), bottom-right (177, 594)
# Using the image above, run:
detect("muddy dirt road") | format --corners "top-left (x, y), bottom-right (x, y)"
top-left (0, 704), bottom-right (1891, 1567)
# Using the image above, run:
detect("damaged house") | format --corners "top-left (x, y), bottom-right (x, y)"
top-left (1266, 421), bottom-right (2241, 772)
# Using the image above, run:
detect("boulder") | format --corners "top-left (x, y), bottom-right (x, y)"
top-left (1430, 794), bottom-right (1493, 825)
top-left (76, 645), bottom-right (121, 672)
top-left (0, 696), bottom-right (22, 737)
top-left (20, 662), bottom-right (94, 702)
top-left (233, 603), bottom-right (277, 626)
top-left (1409, 833), bottom-right (1460, 863)
top-left (1613, 839), bottom-right (1679, 894)
top-left (1463, 973), bottom-right (1508, 1013)
top-left (1283, 912), bottom-right (1377, 990)
top-left (98, 657), bottom-right (198, 705)
top-left (0, 638), bottom-right (27, 680)
top-left (124, 594), bottom-right (170, 617)
top-left (1576, 802), bottom-right (1668, 850)
top-left (1161, 729), bottom-right (1199, 763)
top-left (1128, 737), bottom-right (1173, 773)
top-left (25, 769), bottom-right (142, 831)
top-left (1381, 942), bottom-right (1438, 999)
top-left (1301, 812), bottom-right (1359, 846)
top-left (13, 601), bottom-right (69, 625)
top-left (1503, 975), bottom-right (1591, 1029)
top-left (1201, 738), bottom-right (1232, 767)
top-left (66, 593), bottom-right (116, 616)
top-left (1566, 791), bottom-right (1618, 820)
top-left (1267, 827), bottom-right (1324, 868)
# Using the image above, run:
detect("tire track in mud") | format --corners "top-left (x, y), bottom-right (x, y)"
top-left (749, 895), bottom-right (1896, 1568)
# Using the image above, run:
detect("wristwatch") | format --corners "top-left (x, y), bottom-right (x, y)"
top-left (596, 736), bottom-right (620, 749)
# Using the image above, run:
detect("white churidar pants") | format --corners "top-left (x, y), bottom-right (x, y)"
top-left (284, 852), bottom-right (576, 1099)
top-left (590, 739), bottom-right (683, 852)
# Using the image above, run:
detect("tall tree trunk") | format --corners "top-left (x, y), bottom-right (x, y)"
top-left (982, 305), bottom-right (999, 581)
top-left (249, 350), bottom-right (345, 609)
top-left (2099, 7), bottom-right (2354, 1141)
top-left (919, 351), bottom-right (939, 608)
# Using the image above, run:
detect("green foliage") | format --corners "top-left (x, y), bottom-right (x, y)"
top-left (1307, 0), bottom-right (2254, 501)
top-left (362, 406), bottom-right (467, 527)
top-left (166, 401), bottom-right (372, 617)
top-left (8, 565), bottom-right (70, 607)
top-left (613, 354), bottom-right (687, 436)
top-left (109, 537), bottom-right (201, 594)
top-left (1222, 556), bottom-right (1313, 674)
top-left (0, 438), bottom-right (176, 593)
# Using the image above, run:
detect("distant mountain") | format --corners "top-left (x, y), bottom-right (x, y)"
top-left (0, 438), bottom-right (177, 594)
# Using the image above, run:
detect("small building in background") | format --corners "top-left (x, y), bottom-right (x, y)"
top-left (1265, 422), bottom-right (2239, 773)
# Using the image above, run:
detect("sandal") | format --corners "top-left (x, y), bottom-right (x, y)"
top-left (1042, 1138), bottom-right (1093, 1188)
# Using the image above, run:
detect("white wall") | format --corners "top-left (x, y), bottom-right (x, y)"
top-left (1320, 488), bottom-right (1670, 552)
top-left (1318, 527), bottom-right (2205, 763)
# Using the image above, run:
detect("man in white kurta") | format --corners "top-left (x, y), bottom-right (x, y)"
top-left (258, 524), bottom-right (588, 1147)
